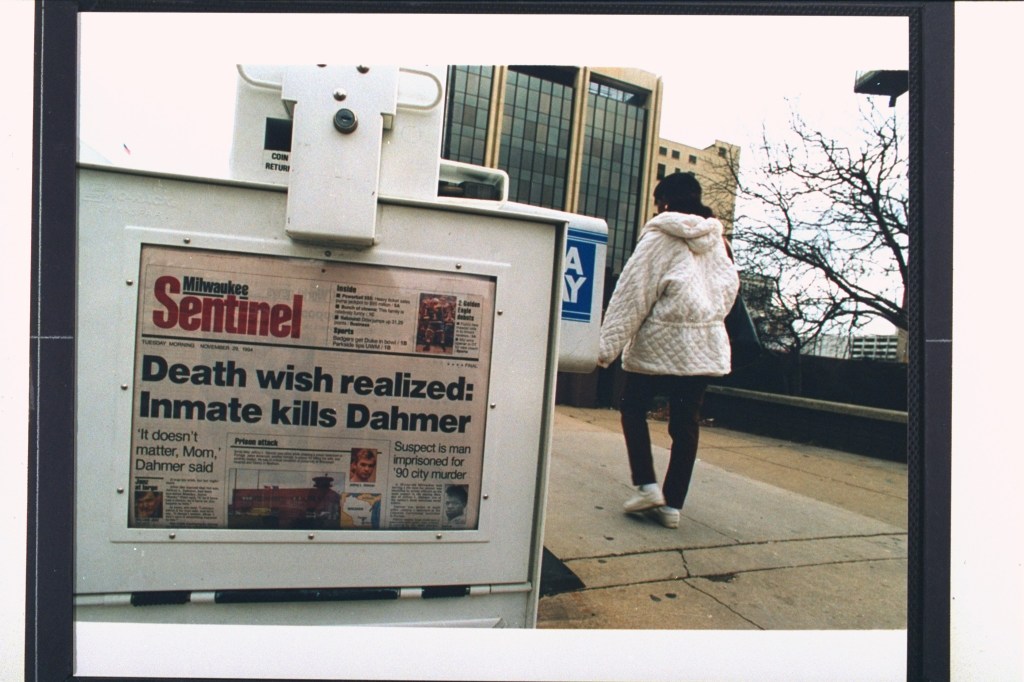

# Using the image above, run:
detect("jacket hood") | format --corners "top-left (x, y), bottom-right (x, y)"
top-left (642, 211), bottom-right (723, 255)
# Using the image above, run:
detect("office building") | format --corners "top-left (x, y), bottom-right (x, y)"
top-left (850, 334), bottom-right (903, 362)
top-left (805, 333), bottom-right (906, 363)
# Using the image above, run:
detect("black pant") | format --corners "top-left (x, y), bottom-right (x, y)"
top-left (619, 371), bottom-right (709, 510)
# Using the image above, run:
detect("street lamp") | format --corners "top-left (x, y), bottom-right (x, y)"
top-left (854, 70), bottom-right (908, 107)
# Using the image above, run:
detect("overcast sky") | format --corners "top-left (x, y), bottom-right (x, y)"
top-left (79, 13), bottom-right (908, 175)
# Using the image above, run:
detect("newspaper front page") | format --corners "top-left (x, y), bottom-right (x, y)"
top-left (128, 246), bottom-right (493, 532)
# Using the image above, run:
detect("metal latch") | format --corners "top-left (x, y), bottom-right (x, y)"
top-left (280, 65), bottom-right (399, 246)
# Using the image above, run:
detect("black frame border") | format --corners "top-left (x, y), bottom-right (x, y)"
top-left (28, 2), bottom-right (953, 680)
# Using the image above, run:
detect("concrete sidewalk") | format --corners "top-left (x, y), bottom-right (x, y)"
top-left (537, 405), bottom-right (908, 630)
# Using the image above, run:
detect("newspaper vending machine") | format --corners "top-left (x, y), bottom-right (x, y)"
top-left (74, 65), bottom-right (607, 637)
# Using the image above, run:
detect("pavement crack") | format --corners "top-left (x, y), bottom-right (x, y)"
top-left (678, 548), bottom-right (690, 579)
top-left (740, 531), bottom-right (907, 546)
top-left (684, 580), bottom-right (764, 630)
top-left (687, 555), bottom-right (906, 580)
top-left (564, 547), bottom-right (691, 563)
top-left (559, 531), bottom-right (906, 566)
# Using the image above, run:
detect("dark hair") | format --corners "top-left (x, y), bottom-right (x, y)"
top-left (653, 172), bottom-right (714, 218)
top-left (445, 485), bottom-right (468, 505)
top-left (351, 448), bottom-right (377, 463)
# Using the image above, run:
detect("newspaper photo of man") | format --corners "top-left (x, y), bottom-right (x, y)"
top-left (349, 448), bottom-right (378, 484)
top-left (444, 485), bottom-right (468, 528)
top-left (134, 490), bottom-right (163, 520)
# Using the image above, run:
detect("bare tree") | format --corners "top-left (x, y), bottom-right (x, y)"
top-left (717, 100), bottom-right (908, 353)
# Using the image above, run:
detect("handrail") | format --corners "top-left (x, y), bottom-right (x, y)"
top-left (706, 385), bottom-right (907, 423)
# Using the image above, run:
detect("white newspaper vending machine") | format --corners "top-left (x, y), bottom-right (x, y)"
top-left (74, 64), bottom-right (607, 641)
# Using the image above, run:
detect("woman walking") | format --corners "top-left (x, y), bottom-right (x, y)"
top-left (597, 172), bottom-right (739, 528)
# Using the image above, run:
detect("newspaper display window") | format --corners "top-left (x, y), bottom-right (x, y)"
top-left (128, 246), bottom-right (494, 532)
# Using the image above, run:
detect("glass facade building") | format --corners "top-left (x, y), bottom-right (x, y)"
top-left (442, 65), bottom-right (494, 166)
top-left (498, 67), bottom-right (575, 211)
top-left (442, 65), bottom-right (660, 282)
top-left (578, 81), bottom-right (648, 277)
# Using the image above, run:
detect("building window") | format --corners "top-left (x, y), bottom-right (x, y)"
top-left (657, 163), bottom-right (666, 179)
top-left (588, 80), bottom-right (647, 105)
top-left (671, 150), bottom-right (680, 159)
top-left (689, 155), bottom-right (698, 164)
top-left (659, 146), bottom-right (667, 156)
top-left (442, 65), bottom-right (494, 166)
top-left (498, 67), bottom-right (575, 210)
top-left (718, 146), bottom-right (728, 157)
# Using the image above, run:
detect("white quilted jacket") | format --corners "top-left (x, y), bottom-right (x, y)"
top-left (597, 211), bottom-right (739, 376)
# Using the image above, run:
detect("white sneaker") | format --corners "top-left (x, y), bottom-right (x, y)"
top-left (647, 506), bottom-right (680, 529)
top-left (623, 487), bottom-right (665, 513)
